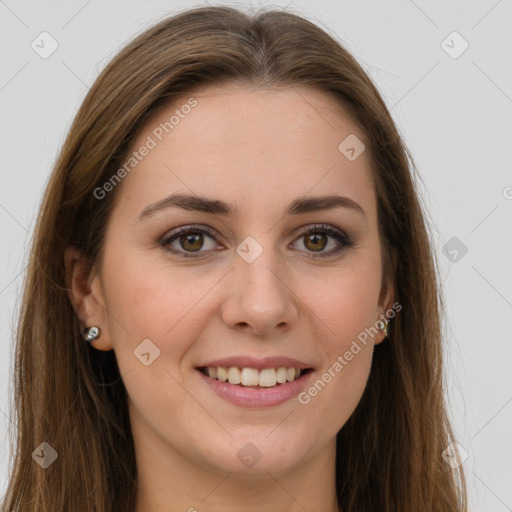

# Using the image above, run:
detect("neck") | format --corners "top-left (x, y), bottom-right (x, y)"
top-left (133, 431), bottom-right (340, 512)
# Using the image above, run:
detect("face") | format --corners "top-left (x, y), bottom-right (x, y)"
top-left (69, 83), bottom-right (394, 479)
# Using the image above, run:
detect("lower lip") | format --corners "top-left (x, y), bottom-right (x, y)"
top-left (197, 370), bottom-right (312, 408)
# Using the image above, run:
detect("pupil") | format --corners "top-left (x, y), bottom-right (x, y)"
top-left (306, 233), bottom-right (326, 251)
top-left (181, 233), bottom-right (203, 251)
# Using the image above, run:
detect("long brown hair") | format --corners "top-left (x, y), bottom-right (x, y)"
top-left (2, 5), bottom-right (467, 511)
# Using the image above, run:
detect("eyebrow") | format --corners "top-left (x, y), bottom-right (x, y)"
top-left (139, 193), bottom-right (367, 220)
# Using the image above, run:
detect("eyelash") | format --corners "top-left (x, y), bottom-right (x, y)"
top-left (159, 223), bottom-right (354, 259)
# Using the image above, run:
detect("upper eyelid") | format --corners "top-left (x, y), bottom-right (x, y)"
top-left (161, 224), bottom-right (221, 243)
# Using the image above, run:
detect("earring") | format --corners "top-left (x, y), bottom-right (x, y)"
top-left (83, 326), bottom-right (101, 343)
top-left (377, 319), bottom-right (389, 338)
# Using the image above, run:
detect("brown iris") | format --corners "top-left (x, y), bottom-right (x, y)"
top-left (179, 232), bottom-right (204, 252)
top-left (303, 232), bottom-right (327, 252)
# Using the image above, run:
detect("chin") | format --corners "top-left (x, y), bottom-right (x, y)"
top-left (194, 434), bottom-right (311, 476)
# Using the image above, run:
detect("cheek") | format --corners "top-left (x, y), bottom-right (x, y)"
top-left (101, 248), bottom-right (222, 365)
top-left (294, 258), bottom-right (380, 428)
top-left (99, 252), bottom-right (216, 437)
top-left (299, 293), bottom-right (375, 439)
top-left (304, 260), bottom-right (382, 351)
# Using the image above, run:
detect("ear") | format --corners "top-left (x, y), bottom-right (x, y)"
top-left (373, 246), bottom-right (398, 345)
top-left (374, 276), bottom-right (396, 346)
top-left (64, 246), bottom-right (113, 351)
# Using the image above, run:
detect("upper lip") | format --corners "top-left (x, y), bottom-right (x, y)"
top-left (198, 356), bottom-right (313, 370)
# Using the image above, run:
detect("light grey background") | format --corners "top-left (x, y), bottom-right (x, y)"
top-left (1, 0), bottom-right (511, 509)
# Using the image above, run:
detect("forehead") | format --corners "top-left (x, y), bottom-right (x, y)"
top-left (115, 83), bottom-right (375, 220)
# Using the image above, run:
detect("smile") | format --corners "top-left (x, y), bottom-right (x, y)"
top-left (198, 366), bottom-right (312, 388)
top-left (196, 364), bottom-right (314, 408)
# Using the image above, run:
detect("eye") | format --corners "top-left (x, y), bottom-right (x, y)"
top-left (159, 223), bottom-right (353, 259)
top-left (291, 223), bottom-right (353, 258)
top-left (160, 225), bottom-right (221, 258)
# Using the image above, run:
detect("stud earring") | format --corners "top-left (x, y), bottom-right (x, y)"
top-left (82, 326), bottom-right (101, 344)
top-left (377, 319), bottom-right (389, 338)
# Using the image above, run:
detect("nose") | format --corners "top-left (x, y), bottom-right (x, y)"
top-left (220, 249), bottom-right (298, 337)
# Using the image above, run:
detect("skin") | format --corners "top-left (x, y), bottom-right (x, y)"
top-left (65, 82), bottom-right (394, 512)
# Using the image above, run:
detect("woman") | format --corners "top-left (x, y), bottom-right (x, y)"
top-left (1, 5), bottom-right (468, 511)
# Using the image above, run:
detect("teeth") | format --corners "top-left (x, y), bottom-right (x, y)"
top-left (259, 368), bottom-right (276, 387)
top-left (203, 366), bottom-right (306, 387)
top-left (217, 367), bottom-right (228, 382)
top-left (276, 367), bottom-right (287, 383)
top-left (227, 367), bottom-right (241, 385)
top-left (241, 368), bottom-right (259, 386)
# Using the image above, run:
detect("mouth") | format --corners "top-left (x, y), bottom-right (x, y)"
top-left (197, 366), bottom-right (313, 388)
